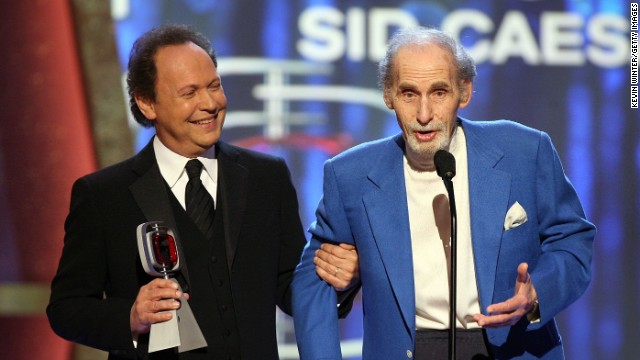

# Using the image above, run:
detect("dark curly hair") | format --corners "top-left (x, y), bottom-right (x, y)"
top-left (126, 24), bottom-right (217, 127)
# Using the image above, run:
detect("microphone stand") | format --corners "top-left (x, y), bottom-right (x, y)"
top-left (442, 177), bottom-right (457, 360)
top-left (435, 149), bottom-right (458, 360)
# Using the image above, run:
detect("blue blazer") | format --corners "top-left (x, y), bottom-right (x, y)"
top-left (292, 118), bottom-right (595, 359)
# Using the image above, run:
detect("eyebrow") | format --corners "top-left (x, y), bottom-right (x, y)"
top-left (429, 81), bottom-right (452, 91)
top-left (396, 80), bottom-right (453, 94)
top-left (397, 81), bottom-right (418, 91)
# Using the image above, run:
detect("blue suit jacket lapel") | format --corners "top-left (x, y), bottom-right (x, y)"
top-left (462, 120), bottom-right (512, 311)
top-left (362, 135), bottom-right (416, 339)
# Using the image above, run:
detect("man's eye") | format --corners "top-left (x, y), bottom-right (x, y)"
top-left (431, 90), bottom-right (448, 100)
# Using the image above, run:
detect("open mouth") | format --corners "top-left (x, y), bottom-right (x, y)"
top-left (415, 130), bottom-right (437, 141)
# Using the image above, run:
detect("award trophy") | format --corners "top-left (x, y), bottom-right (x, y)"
top-left (136, 221), bottom-right (207, 353)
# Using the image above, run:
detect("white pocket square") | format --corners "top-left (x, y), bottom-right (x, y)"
top-left (504, 201), bottom-right (528, 230)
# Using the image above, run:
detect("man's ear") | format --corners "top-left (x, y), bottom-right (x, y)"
top-left (135, 94), bottom-right (157, 121)
top-left (458, 80), bottom-right (473, 109)
top-left (383, 89), bottom-right (394, 110)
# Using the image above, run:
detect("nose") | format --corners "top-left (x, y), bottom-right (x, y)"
top-left (417, 95), bottom-right (431, 124)
top-left (199, 89), bottom-right (216, 111)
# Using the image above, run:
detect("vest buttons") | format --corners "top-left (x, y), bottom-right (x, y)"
top-left (406, 349), bottom-right (413, 358)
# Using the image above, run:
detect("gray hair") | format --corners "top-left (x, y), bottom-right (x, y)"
top-left (377, 27), bottom-right (477, 91)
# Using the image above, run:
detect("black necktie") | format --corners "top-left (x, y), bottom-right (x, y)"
top-left (185, 159), bottom-right (216, 239)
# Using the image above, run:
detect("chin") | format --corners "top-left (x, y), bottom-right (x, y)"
top-left (419, 151), bottom-right (437, 162)
top-left (204, 130), bottom-right (222, 143)
top-left (414, 144), bottom-right (437, 158)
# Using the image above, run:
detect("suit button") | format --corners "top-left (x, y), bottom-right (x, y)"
top-left (210, 256), bottom-right (217, 263)
top-left (221, 305), bottom-right (228, 311)
top-left (225, 329), bottom-right (231, 336)
top-left (406, 349), bottom-right (413, 358)
top-left (217, 279), bottom-right (223, 286)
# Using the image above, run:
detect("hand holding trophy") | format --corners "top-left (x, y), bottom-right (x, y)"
top-left (137, 222), bottom-right (207, 353)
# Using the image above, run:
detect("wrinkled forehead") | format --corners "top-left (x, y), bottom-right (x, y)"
top-left (394, 43), bottom-right (455, 66)
top-left (392, 45), bottom-right (457, 81)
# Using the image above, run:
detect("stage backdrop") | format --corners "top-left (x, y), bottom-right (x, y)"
top-left (109, 0), bottom-right (636, 359)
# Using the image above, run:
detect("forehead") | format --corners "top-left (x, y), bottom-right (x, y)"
top-left (392, 44), bottom-right (457, 84)
top-left (154, 42), bottom-right (217, 78)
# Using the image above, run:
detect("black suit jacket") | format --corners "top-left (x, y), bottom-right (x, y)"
top-left (47, 140), bottom-right (307, 359)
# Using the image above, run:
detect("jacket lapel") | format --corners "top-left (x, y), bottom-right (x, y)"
top-left (216, 142), bottom-right (248, 271)
top-left (128, 139), bottom-right (191, 284)
top-left (362, 135), bottom-right (416, 339)
top-left (129, 140), bottom-right (178, 229)
top-left (461, 120), bottom-right (511, 311)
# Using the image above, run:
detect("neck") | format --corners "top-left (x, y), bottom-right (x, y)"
top-left (405, 149), bottom-right (436, 172)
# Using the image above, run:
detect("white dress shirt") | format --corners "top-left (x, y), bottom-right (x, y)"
top-left (153, 136), bottom-right (218, 210)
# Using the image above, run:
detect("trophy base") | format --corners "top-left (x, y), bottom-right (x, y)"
top-left (148, 309), bottom-right (180, 352)
top-left (147, 280), bottom-right (208, 353)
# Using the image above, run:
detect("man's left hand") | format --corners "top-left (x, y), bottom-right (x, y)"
top-left (473, 262), bottom-right (538, 328)
top-left (314, 243), bottom-right (359, 291)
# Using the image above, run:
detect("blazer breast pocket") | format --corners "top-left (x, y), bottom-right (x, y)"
top-left (504, 201), bottom-right (528, 231)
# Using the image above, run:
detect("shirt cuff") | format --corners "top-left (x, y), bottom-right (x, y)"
top-left (526, 298), bottom-right (540, 323)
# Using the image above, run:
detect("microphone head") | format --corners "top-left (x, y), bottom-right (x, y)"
top-left (434, 149), bottom-right (456, 180)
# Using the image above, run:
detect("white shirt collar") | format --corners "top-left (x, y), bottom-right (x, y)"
top-left (448, 122), bottom-right (463, 161)
top-left (153, 136), bottom-right (218, 189)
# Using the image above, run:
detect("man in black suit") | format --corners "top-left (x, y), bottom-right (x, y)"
top-left (47, 24), bottom-right (358, 360)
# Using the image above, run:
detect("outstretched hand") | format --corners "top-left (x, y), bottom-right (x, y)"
top-left (314, 243), bottom-right (360, 291)
top-left (473, 263), bottom-right (538, 328)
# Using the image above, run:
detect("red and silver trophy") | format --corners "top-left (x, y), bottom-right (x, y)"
top-left (137, 221), bottom-right (207, 353)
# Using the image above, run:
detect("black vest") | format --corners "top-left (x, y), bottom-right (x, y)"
top-left (150, 190), bottom-right (241, 360)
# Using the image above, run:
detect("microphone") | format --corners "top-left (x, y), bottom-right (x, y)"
top-left (434, 149), bottom-right (457, 360)
top-left (434, 149), bottom-right (456, 180)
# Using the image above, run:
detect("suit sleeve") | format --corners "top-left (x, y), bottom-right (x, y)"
top-left (292, 160), bottom-right (353, 360)
top-left (530, 131), bottom-right (596, 324)
top-left (46, 177), bottom-right (139, 358)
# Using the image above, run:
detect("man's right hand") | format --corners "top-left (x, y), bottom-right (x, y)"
top-left (130, 278), bottom-right (184, 336)
top-left (314, 243), bottom-right (360, 291)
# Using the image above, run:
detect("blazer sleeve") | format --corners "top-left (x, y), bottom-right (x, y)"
top-left (530, 131), bottom-right (596, 324)
top-left (292, 160), bottom-right (353, 360)
top-left (46, 177), bottom-right (139, 358)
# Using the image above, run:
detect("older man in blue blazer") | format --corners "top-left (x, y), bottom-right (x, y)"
top-left (292, 27), bottom-right (595, 360)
